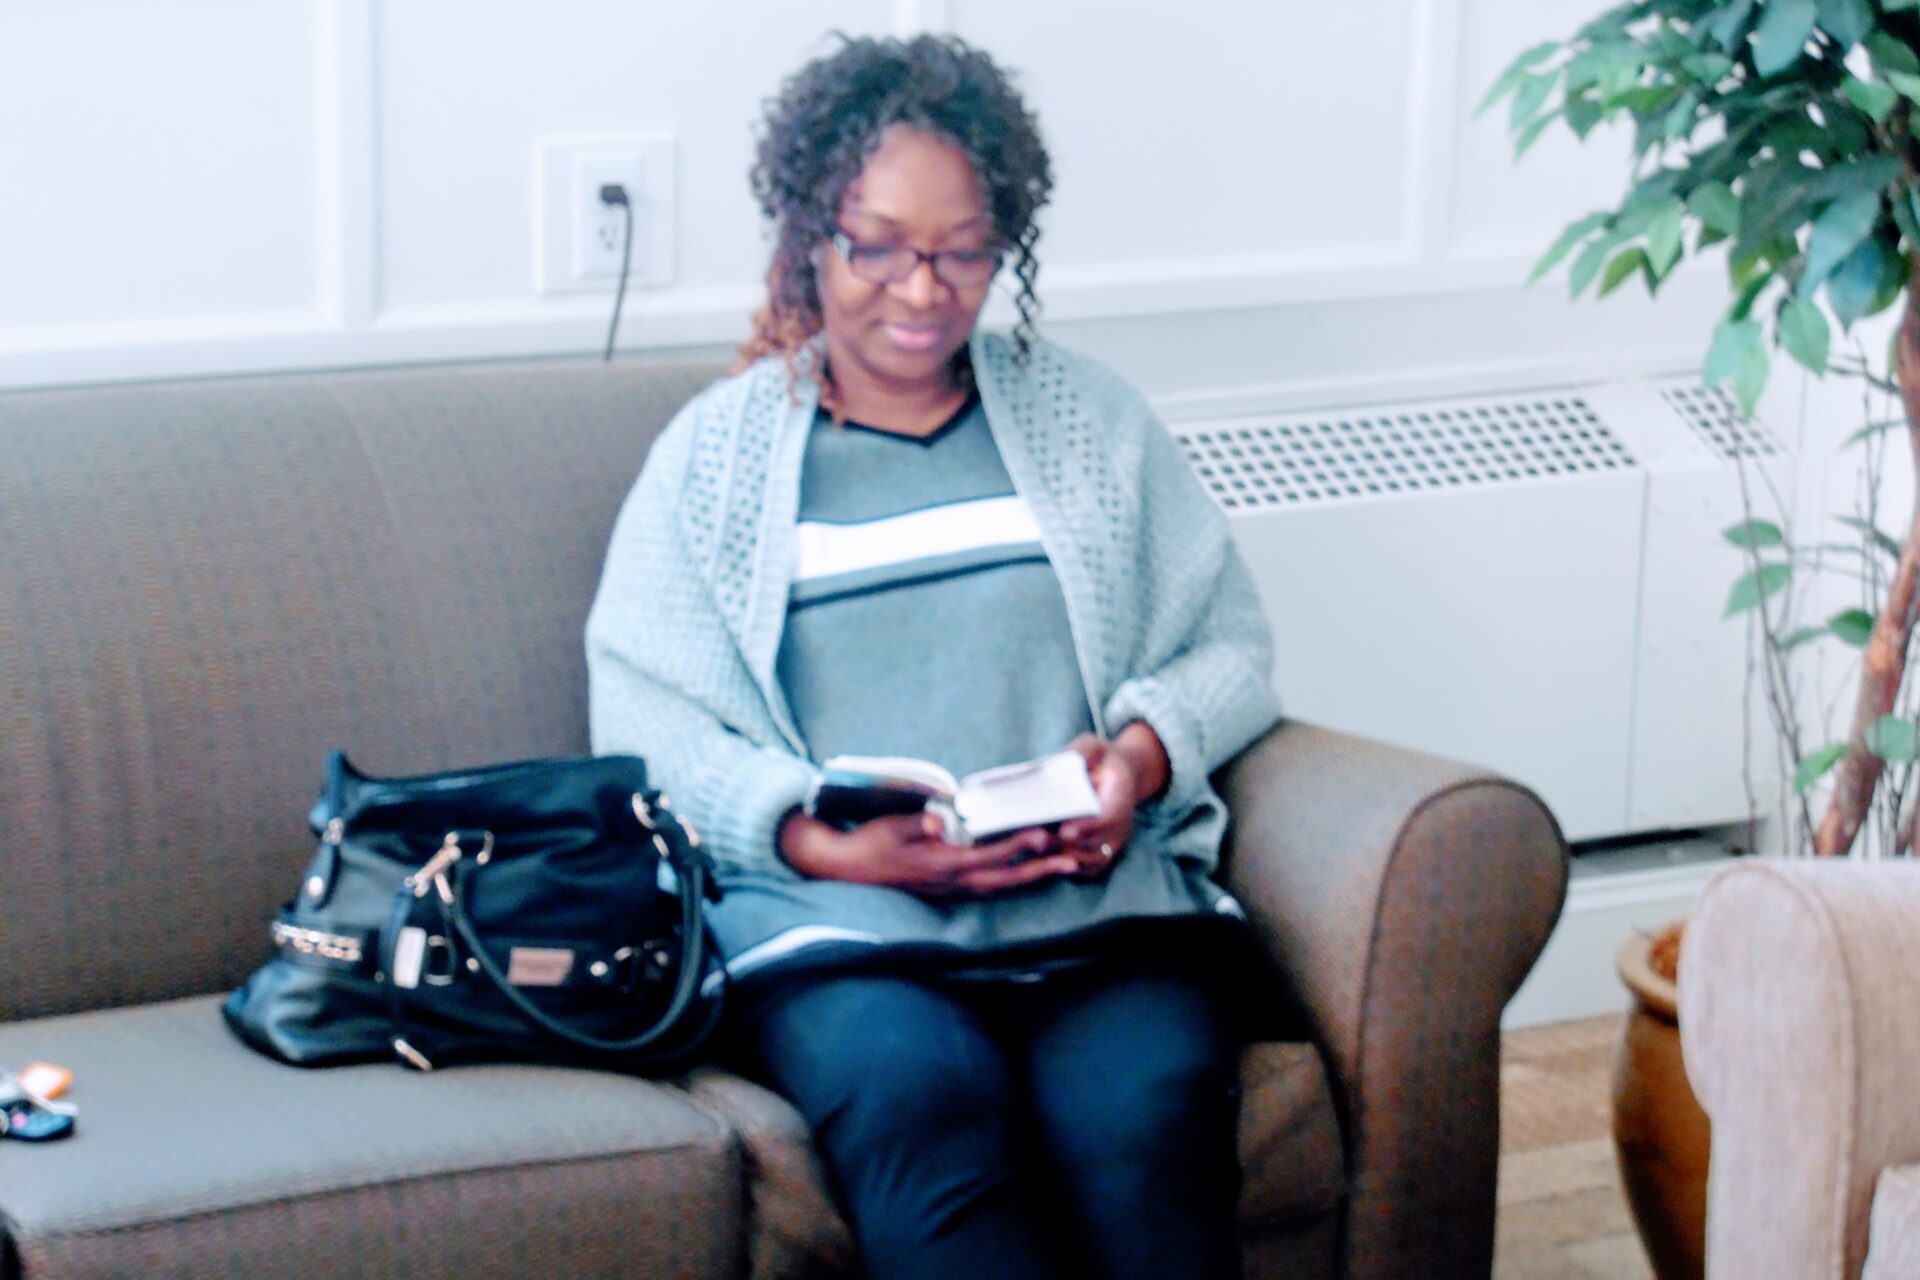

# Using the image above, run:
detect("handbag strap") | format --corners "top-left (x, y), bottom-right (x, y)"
top-left (440, 842), bottom-right (715, 1058)
top-left (382, 794), bottom-right (722, 1066)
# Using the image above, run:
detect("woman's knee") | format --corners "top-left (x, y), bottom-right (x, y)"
top-left (1047, 1045), bottom-right (1239, 1170)
top-left (750, 976), bottom-right (1018, 1142)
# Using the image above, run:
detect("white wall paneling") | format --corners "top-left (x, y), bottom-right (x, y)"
top-left (314, 0), bottom-right (379, 330)
top-left (0, 0), bottom-right (1729, 418)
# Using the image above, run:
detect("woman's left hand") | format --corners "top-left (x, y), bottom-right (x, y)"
top-left (1056, 722), bottom-right (1170, 880)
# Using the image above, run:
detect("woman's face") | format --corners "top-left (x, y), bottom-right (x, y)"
top-left (817, 125), bottom-right (996, 399)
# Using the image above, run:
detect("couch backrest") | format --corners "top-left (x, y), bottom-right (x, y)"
top-left (0, 359), bottom-right (722, 1021)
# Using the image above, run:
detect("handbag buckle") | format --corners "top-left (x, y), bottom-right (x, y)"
top-left (406, 831), bottom-right (493, 901)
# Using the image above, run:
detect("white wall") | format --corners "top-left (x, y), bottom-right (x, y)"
top-left (0, 0), bottom-right (1731, 403)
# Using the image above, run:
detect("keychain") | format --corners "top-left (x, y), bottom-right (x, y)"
top-left (0, 1063), bottom-right (77, 1143)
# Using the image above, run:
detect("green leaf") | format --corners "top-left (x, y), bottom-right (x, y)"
top-left (1730, 259), bottom-right (1777, 319)
top-left (1723, 560), bottom-right (1792, 616)
top-left (1569, 234), bottom-right (1620, 298)
top-left (1781, 624), bottom-right (1831, 651)
top-left (1723, 519), bottom-right (1785, 549)
top-left (1682, 52), bottom-right (1735, 84)
top-left (1889, 71), bottom-right (1920, 104)
top-left (1842, 418), bottom-right (1908, 447)
top-left (1778, 297), bottom-right (1831, 374)
top-left (1842, 76), bottom-right (1900, 123)
top-left (1829, 607), bottom-right (1876, 647)
top-left (1827, 234), bottom-right (1895, 328)
top-left (1647, 200), bottom-right (1687, 274)
top-left (1835, 514), bottom-right (1904, 558)
top-left (1801, 188), bottom-right (1883, 294)
top-left (1793, 741), bottom-right (1848, 793)
top-left (1752, 0), bottom-right (1817, 76)
top-left (1708, 0), bottom-right (1759, 50)
top-left (1814, 0), bottom-right (1874, 48)
top-left (1599, 247), bottom-right (1651, 297)
top-left (1662, 89), bottom-right (1703, 143)
top-left (1513, 112), bottom-right (1557, 157)
top-left (1565, 92), bottom-right (1605, 137)
top-left (1475, 40), bottom-right (1561, 118)
top-left (1866, 715), bottom-right (1920, 764)
top-left (1529, 211), bottom-right (1610, 283)
top-left (1510, 72), bottom-right (1556, 130)
top-left (1701, 316), bottom-right (1776, 415)
top-left (1734, 338), bottom-right (1772, 415)
top-left (1869, 31), bottom-right (1920, 76)
top-left (1734, 158), bottom-right (1822, 261)
top-left (1690, 182), bottom-right (1740, 238)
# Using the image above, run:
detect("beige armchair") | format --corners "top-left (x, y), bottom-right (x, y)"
top-left (1680, 859), bottom-right (1920, 1280)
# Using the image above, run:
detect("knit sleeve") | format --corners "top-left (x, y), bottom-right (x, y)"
top-left (1100, 389), bottom-right (1282, 816)
top-left (585, 400), bottom-right (814, 871)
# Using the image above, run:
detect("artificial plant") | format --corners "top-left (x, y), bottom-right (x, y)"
top-left (1486, 0), bottom-right (1920, 855)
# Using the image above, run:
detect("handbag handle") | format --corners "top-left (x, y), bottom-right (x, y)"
top-left (414, 802), bottom-right (719, 1060)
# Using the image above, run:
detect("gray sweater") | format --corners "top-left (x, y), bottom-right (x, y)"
top-left (585, 333), bottom-right (1282, 982)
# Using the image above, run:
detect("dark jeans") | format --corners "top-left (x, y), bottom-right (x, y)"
top-left (733, 964), bottom-right (1243, 1280)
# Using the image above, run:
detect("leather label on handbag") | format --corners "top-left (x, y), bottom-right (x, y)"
top-left (507, 947), bottom-right (575, 987)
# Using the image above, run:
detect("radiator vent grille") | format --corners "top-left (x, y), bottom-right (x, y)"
top-left (1177, 395), bottom-right (1636, 511)
top-left (1661, 383), bottom-right (1780, 459)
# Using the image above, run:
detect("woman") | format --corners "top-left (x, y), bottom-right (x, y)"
top-left (586, 33), bottom-right (1280, 1280)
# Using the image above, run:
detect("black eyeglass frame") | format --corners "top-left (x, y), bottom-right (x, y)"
top-left (827, 230), bottom-right (1004, 288)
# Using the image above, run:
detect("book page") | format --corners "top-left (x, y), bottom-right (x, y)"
top-left (953, 751), bottom-right (1100, 840)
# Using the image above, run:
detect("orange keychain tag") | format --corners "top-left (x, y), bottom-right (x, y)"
top-left (20, 1062), bottom-right (72, 1100)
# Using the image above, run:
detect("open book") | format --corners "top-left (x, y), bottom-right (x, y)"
top-left (804, 750), bottom-right (1101, 845)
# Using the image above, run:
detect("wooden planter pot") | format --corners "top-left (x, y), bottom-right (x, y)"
top-left (1612, 923), bottom-right (1712, 1280)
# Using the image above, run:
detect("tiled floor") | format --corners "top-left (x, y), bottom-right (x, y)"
top-left (1496, 1014), bottom-right (1655, 1280)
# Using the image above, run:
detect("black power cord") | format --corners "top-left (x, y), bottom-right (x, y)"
top-left (600, 183), bottom-right (635, 362)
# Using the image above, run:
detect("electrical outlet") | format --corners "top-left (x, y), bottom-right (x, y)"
top-left (534, 135), bottom-right (676, 295)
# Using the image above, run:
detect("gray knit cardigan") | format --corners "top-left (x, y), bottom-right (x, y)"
top-left (585, 332), bottom-right (1283, 980)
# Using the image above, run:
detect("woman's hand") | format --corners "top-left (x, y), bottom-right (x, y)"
top-left (778, 809), bottom-right (1080, 897)
top-left (1056, 722), bottom-right (1170, 879)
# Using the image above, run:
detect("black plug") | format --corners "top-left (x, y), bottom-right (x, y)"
top-left (599, 184), bottom-right (635, 362)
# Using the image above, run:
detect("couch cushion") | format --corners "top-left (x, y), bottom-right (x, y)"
top-left (0, 996), bottom-right (741, 1280)
top-left (1864, 1161), bottom-right (1920, 1280)
top-left (1236, 1040), bottom-right (1346, 1225)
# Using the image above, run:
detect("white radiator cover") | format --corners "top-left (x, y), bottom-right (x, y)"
top-left (1174, 378), bottom-right (1786, 842)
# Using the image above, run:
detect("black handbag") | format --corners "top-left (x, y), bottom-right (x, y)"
top-left (223, 751), bottom-right (724, 1073)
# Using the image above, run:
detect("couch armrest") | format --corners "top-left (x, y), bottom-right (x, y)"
top-left (1679, 860), bottom-right (1920, 1280)
top-left (1216, 720), bottom-right (1568, 1280)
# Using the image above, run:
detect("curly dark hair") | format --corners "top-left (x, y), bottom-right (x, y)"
top-left (735, 33), bottom-right (1054, 395)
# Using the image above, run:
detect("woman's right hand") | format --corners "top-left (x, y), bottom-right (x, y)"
top-left (777, 810), bottom-right (1080, 897)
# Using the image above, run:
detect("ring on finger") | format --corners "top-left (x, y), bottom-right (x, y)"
top-left (1099, 842), bottom-right (1114, 860)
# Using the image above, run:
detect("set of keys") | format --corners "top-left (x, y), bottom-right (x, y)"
top-left (1, 1062), bottom-right (76, 1143)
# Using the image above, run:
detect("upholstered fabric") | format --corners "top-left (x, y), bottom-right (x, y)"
top-left (1681, 859), bottom-right (1920, 1280)
top-left (0, 361), bottom-right (717, 1022)
top-left (1217, 722), bottom-right (1570, 1280)
top-left (0, 996), bottom-right (740, 1280)
top-left (1863, 1163), bottom-right (1920, 1280)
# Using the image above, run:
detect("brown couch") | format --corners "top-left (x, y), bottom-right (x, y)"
top-left (0, 359), bottom-right (1569, 1279)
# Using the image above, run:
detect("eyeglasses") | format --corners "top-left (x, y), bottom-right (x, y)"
top-left (828, 230), bottom-right (1002, 288)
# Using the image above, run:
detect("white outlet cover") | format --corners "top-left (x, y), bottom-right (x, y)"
top-left (534, 134), bottom-right (676, 295)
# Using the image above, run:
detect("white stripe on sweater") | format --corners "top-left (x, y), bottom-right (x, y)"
top-left (792, 494), bottom-right (1042, 584)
